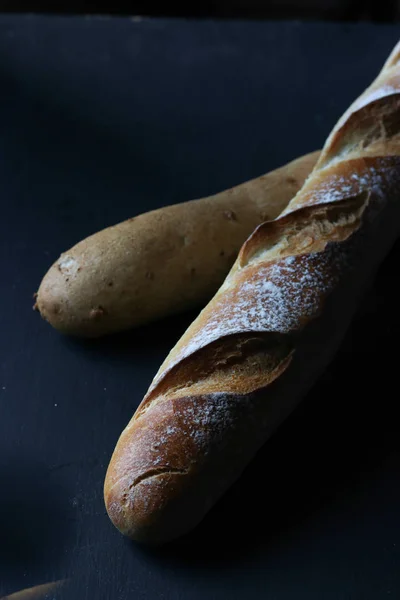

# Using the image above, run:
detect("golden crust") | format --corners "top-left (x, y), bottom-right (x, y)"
top-left (104, 43), bottom-right (400, 544)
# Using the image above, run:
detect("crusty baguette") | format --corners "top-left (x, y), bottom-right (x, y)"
top-left (0, 580), bottom-right (65, 600)
top-left (35, 151), bottom-right (319, 337)
top-left (104, 41), bottom-right (400, 544)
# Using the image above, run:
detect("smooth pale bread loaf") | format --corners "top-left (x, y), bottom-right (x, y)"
top-left (36, 152), bottom-right (319, 336)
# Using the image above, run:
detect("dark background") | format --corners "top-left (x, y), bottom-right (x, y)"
top-left (0, 13), bottom-right (399, 600)
top-left (0, 0), bottom-right (399, 21)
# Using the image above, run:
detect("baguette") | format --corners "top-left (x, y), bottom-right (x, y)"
top-left (104, 41), bottom-right (400, 544)
top-left (35, 152), bottom-right (318, 337)
top-left (0, 581), bottom-right (65, 600)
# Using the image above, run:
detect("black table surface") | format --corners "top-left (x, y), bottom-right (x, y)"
top-left (1, 14), bottom-right (400, 600)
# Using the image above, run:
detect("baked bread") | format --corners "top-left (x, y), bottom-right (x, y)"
top-left (1, 580), bottom-right (64, 600)
top-left (104, 41), bottom-right (400, 543)
top-left (35, 152), bottom-right (318, 336)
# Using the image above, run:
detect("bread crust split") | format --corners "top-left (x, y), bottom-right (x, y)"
top-left (104, 41), bottom-right (400, 544)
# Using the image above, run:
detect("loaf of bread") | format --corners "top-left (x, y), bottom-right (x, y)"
top-left (35, 151), bottom-right (318, 337)
top-left (104, 41), bottom-right (400, 544)
top-left (1, 580), bottom-right (64, 600)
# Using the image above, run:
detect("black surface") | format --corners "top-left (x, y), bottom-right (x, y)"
top-left (1, 1), bottom-right (397, 22)
top-left (0, 15), bottom-right (399, 599)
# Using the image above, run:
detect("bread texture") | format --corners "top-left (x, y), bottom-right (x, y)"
top-left (35, 152), bottom-right (318, 337)
top-left (104, 41), bottom-right (400, 544)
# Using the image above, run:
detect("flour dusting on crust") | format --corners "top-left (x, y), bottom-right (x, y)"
top-left (179, 248), bottom-right (345, 360)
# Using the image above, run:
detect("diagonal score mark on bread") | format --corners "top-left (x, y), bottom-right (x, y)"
top-left (141, 51), bottom-right (400, 403)
top-left (132, 191), bottom-right (369, 420)
top-left (105, 41), bottom-right (400, 543)
top-left (141, 151), bottom-right (400, 411)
